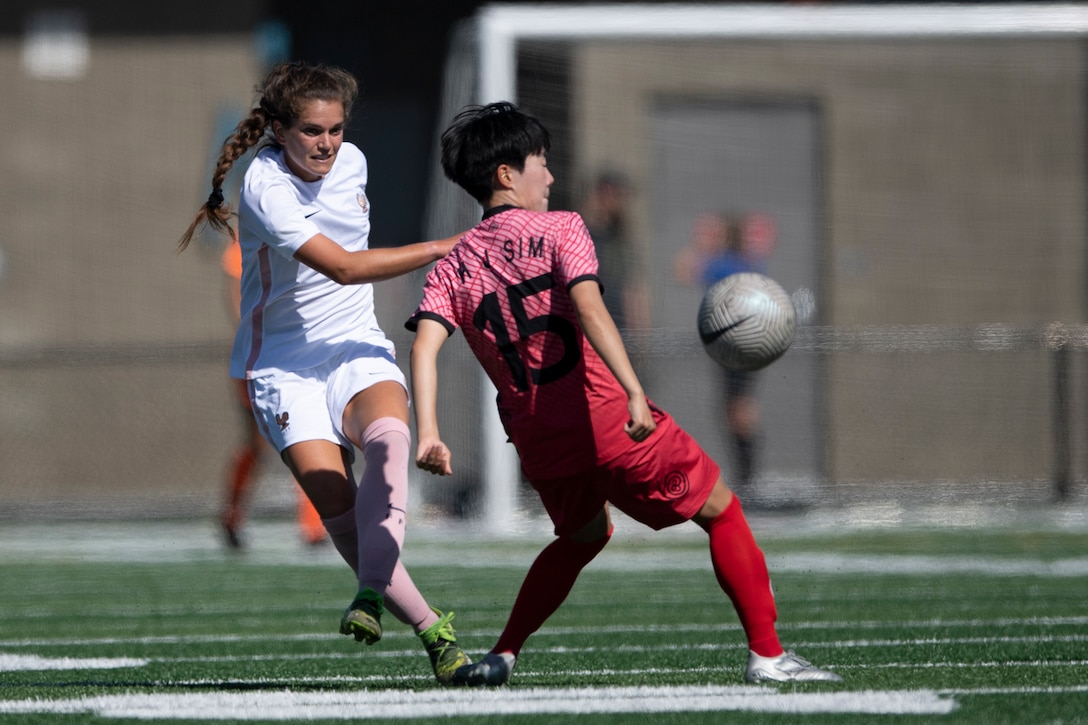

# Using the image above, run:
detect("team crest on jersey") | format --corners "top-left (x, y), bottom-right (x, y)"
top-left (357, 191), bottom-right (369, 213)
top-left (662, 471), bottom-right (689, 499)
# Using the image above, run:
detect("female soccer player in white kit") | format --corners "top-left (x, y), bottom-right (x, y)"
top-left (178, 61), bottom-right (469, 685)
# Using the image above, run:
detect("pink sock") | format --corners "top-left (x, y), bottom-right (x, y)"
top-left (321, 507), bottom-right (359, 574)
top-left (355, 417), bottom-right (436, 632)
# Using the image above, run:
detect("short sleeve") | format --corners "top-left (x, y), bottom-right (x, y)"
top-left (240, 164), bottom-right (322, 259)
top-left (554, 212), bottom-right (600, 289)
top-left (406, 264), bottom-right (458, 334)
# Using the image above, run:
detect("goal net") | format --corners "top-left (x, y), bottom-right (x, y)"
top-left (423, 3), bottom-right (1088, 526)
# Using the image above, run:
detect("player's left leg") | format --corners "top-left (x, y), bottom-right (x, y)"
top-left (693, 481), bottom-right (842, 683)
top-left (693, 482), bottom-right (781, 656)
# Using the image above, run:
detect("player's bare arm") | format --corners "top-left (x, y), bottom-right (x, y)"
top-left (410, 318), bottom-right (454, 475)
top-left (294, 233), bottom-right (460, 285)
top-left (569, 280), bottom-right (656, 442)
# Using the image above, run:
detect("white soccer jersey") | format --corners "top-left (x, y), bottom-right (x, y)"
top-left (230, 142), bottom-right (391, 379)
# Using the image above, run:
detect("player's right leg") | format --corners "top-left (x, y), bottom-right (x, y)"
top-left (221, 443), bottom-right (257, 548)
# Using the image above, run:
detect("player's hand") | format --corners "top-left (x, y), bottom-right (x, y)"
top-left (416, 438), bottom-right (453, 476)
top-left (434, 230), bottom-right (469, 258)
top-left (623, 397), bottom-right (656, 442)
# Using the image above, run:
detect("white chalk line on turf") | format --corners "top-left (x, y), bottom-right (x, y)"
top-left (0, 685), bottom-right (958, 719)
top-left (5, 683), bottom-right (1088, 719)
top-left (5, 650), bottom-right (1085, 681)
top-left (0, 654), bottom-right (147, 671)
top-left (4, 618), bottom-right (1083, 657)
top-left (3, 520), bottom-right (1087, 577)
top-left (4, 615), bottom-right (1087, 649)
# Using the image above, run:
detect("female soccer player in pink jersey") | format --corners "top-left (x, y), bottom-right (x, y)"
top-left (407, 102), bottom-right (842, 686)
top-left (178, 62), bottom-right (469, 684)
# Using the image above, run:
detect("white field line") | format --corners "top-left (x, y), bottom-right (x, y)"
top-left (2, 520), bottom-right (1087, 576)
top-left (939, 684), bottom-right (1088, 696)
top-left (3, 653), bottom-right (1086, 679)
top-left (0, 685), bottom-right (959, 719)
top-left (3, 616), bottom-right (1087, 650)
top-left (4, 635), bottom-right (1087, 673)
top-left (0, 654), bottom-right (147, 670)
top-left (2, 648), bottom-right (1086, 719)
top-left (2, 682), bottom-right (1087, 720)
top-left (1, 679), bottom-right (1086, 720)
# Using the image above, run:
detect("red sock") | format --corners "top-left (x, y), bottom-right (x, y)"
top-left (708, 497), bottom-right (782, 657)
top-left (493, 529), bottom-right (612, 657)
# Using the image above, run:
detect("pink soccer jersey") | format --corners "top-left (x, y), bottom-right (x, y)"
top-left (408, 205), bottom-right (634, 479)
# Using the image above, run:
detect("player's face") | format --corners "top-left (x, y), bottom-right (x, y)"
top-left (514, 153), bottom-right (554, 212)
top-left (274, 99), bottom-right (345, 182)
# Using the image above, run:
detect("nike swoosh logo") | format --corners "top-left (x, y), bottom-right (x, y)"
top-left (304, 209), bottom-right (322, 218)
top-left (699, 315), bottom-right (752, 345)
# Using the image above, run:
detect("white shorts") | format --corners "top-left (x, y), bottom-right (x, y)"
top-left (246, 339), bottom-right (407, 458)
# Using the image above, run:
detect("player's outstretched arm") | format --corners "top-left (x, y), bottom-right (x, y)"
top-left (294, 232), bottom-right (461, 285)
top-left (410, 318), bottom-right (454, 476)
top-left (569, 281), bottom-right (656, 442)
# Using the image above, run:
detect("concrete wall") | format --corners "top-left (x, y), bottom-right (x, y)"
top-left (571, 39), bottom-right (1086, 486)
top-left (0, 32), bottom-right (263, 517)
top-left (3, 26), bottom-right (1085, 517)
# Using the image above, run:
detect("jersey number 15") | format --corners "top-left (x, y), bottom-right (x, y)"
top-left (473, 272), bottom-right (581, 392)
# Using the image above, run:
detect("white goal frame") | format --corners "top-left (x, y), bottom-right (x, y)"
top-left (466, 3), bottom-right (1088, 529)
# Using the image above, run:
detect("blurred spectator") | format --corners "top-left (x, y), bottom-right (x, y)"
top-left (219, 235), bottom-right (327, 549)
top-left (581, 171), bottom-right (651, 332)
top-left (675, 211), bottom-right (777, 495)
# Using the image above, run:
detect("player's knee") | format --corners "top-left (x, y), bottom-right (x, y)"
top-left (359, 417), bottom-right (411, 460)
top-left (693, 478), bottom-right (734, 529)
top-left (571, 507), bottom-right (613, 544)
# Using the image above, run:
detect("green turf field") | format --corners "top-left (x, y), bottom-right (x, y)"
top-left (0, 515), bottom-right (1085, 723)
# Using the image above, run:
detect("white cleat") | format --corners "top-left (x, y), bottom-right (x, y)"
top-left (451, 651), bottom-right (516, 687)
top-left (745, 650), bottom-right (843, 683)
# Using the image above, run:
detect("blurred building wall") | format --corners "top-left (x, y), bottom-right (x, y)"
top-left (571, 39), bottom-right (1086, 486)
top-left (0, 11), bottom-right (263, 517)
top-left (4, 5), bottom-right (1086, 519)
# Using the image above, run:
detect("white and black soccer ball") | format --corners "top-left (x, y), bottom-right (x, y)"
top-left (697, 272), bottom-right (796, 371)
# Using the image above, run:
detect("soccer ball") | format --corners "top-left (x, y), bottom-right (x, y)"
top-left (697, 272), bottom-right (796, 371)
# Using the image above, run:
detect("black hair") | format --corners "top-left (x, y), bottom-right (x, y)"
top-left (440, 102), bottom-right (551, 205)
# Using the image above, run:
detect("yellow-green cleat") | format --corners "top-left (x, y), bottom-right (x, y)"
top-left (339, 588), bottom-right (383, 645)
top-left (419, 608), bottom-right (471, 685)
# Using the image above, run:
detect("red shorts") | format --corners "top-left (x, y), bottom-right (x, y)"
top-left (530, 412), bottom-right (720, 537)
